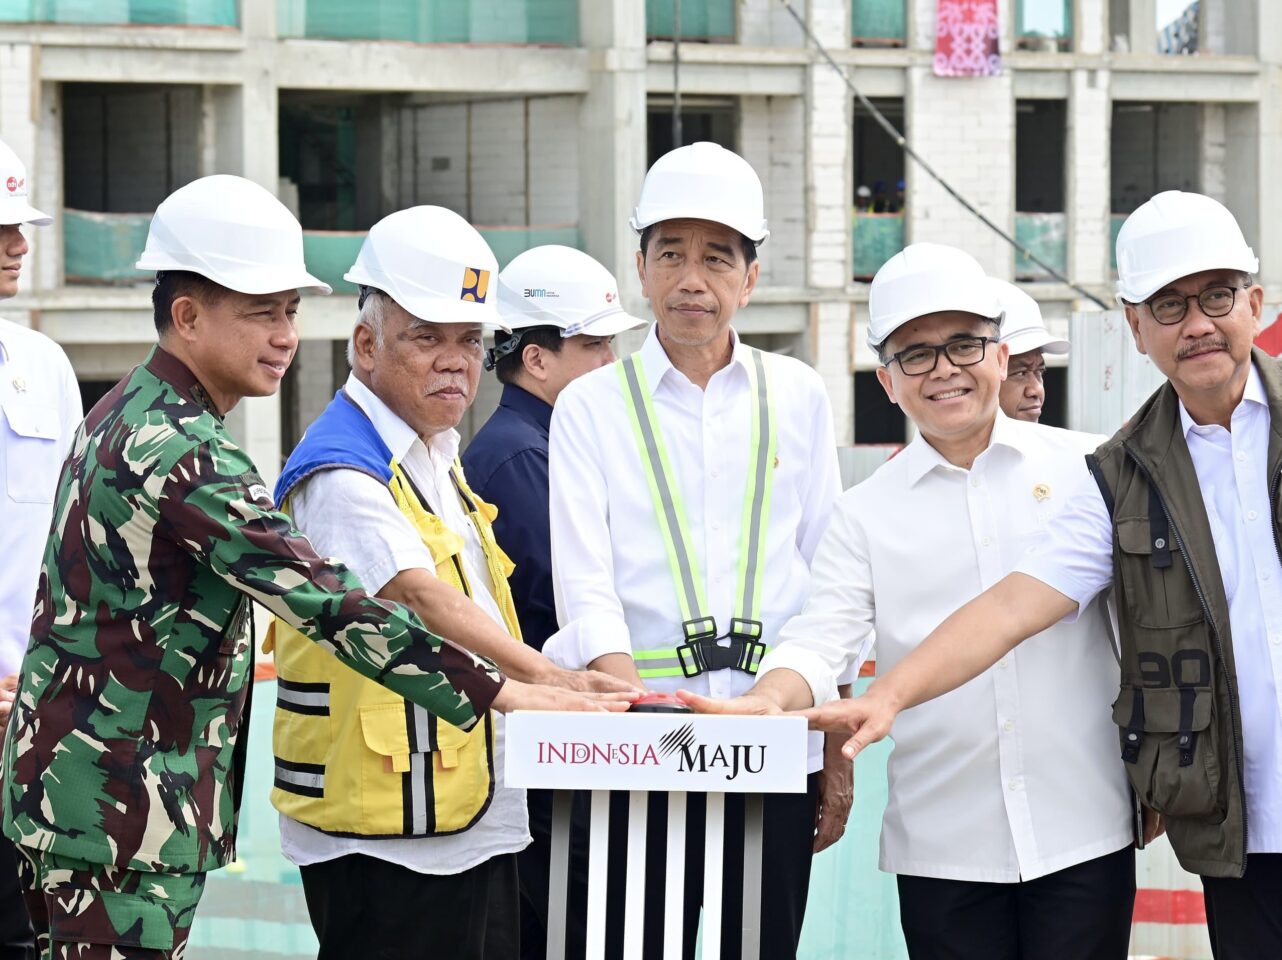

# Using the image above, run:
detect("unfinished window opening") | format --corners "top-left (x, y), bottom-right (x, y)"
top-left (645, 0), bottom-right (735, 42)
top-left (1017, 0), bottom-right (1072, 52)
top-left (61, 83), bottom-right (202, 285)
top-left (853, 370), bottom-right (907, 445)
top-left (1014, 99), bottom-right (1067, 281)
top-left (646, 99), bottom-right (737, 168)
top-left (852, 98), bottom-right (905, 281)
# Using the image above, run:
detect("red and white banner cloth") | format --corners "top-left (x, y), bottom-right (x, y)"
top-left (933, 0), bottom-right (1002, 77)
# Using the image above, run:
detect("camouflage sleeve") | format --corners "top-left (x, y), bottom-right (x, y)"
top-left (156, 436), bottom-right (504, 729)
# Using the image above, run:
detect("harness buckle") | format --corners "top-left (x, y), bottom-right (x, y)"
top-left (676, 622), bottom-right (767, 678)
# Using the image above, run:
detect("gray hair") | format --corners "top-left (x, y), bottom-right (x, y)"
top-left (347, 289), bottom-right (389, 367)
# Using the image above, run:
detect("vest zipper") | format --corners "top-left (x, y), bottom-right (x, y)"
top-left (1127, 448), bottom-right (1249, 871)
top-left (452, 555), bottom-right (472, 599)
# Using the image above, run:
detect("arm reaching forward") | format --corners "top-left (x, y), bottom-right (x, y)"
top-left (800, 573), bottom-right (1077, 758)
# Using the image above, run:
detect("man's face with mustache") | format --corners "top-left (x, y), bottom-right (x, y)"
top-left (1125, 268), bottom-right (1263, 415)
top-left (358, 298), bottom-right (484, 440)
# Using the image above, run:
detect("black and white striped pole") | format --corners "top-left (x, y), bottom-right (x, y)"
top-left (507, 709), bottom-right (807, 960)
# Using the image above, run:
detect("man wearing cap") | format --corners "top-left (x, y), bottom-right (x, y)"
top-left (463, 245), bottom-right (646, 959)
top-left (991, 279), bottom-right (1069, 424)
top-left (804, 192), bottom-right (1282, 959)
top-left (269, 214), bottom-right (632, 960)
top-left (685, 242), bottom-right (1137, 960)
top-left (0, 136), bottom-right (79, 960)
top-left (546, 142), bottom-right (848, 959)
top-left (1, 179), bottom-right (619, 960)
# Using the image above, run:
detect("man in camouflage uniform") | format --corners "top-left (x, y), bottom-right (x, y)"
top-left (0, 175), bottom-right (618, 960)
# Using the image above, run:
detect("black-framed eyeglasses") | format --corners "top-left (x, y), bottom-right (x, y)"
top-left (885, 336), bottom-right (998, 376)
top-left (1145, 284), bottom-right (1240, 326)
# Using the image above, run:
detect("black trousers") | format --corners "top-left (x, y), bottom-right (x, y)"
top-left (896, 845), bottom-right (1136, 960)
top-left (1202, 853), bottom-right (1282, 960)
top-left (0, 836), bottom-right (33, 960)
top-left (523, 775), bottom-right (817, 960)
top-left (300, 851), bottom-right (520, 960)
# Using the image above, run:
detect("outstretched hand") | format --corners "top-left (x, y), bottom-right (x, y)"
top-left (493, 678), bottom-right (638, 714)
top-left (675, 689), bottom-right (782, 716)
top-left (794, 690), bottom-right (899, 760)
top-left (546, 665), bottom-right (642, 695)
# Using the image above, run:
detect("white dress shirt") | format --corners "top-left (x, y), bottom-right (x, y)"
top-left (546, 325), bottom-right (842, 772)
top-left (764, 413), bottom-right (1133, 881)
top-left (1019, 363), bottom-right (1282, 855)
top-left (281, 374), bottom-right (529, 876)
top-left (0, 318), bottom-right (80, 679)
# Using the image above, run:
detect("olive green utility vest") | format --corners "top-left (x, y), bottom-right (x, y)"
top-left (1087, 348), bottom-right (1282, 878)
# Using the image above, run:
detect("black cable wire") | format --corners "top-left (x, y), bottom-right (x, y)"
top-left (781, 0), bottom-right (1110, 309)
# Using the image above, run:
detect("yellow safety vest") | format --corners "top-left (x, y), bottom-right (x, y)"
top-left (266, 459), bottom-right (522, 837)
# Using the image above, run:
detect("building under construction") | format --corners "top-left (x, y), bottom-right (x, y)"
top-left (0, 0), bottom-right (1274, 472)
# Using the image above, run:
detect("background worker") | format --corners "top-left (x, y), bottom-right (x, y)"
top-left (546, 142), bottom-right (849, 959)
top-left (0, 136), bottom-right (79, 960)
top-left (992, 279), bottom-right (1069, 424)
top-left (464, 245), bottom-right (646, 960)
top-left (1, 178), bottom-right (620, 960)
top-left (271, 212), bottom-right (634, 960)
top-left (803, 191), bottom-right (1282, 960)
top-left (684, 243), bottom-right (1137, 960)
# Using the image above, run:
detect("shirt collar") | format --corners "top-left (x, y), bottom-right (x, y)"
top-left (0, 319), bottom-right (13, 364)
top-left (498, 382), bottom-right (553, 433)
top-left (343, 372), bottom-right (460, 464)
top-left (637, 323), bottom-right (748, 394)
top-left (900, 410), bottom-right (1025, 487)
top-left (145, 345), bottom-right (223, 420)
top-left (1177, 362), bottom-right (1267, 438)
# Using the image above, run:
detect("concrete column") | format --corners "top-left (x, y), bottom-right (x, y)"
top-left (1075, 0), bottom-right (1107, 54)
top-left (1247, 2), bottom-right (1282, 294)
top-left (905, 0), bottom-right (1015, 278)
top-left (577, 0), bottom-right (647, 331)
top-left (219, 1), bottom-right (285, 483)
top-left (1067, 66), bottom-right (1111, 290)
top-left (805, 0), bottom-right (854, 443)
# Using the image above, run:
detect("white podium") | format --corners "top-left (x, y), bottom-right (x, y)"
top-left (506, 712), bottom-right (808, 960)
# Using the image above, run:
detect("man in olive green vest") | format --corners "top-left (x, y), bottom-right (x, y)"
top-left (799, 191), bottom-right (1282, 960)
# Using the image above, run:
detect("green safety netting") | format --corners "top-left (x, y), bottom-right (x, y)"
top-left (852, 213), bottom-right (904, 280)
top-left (646, 0), bottom-right (734, 41)
top-left (0, 0), bottom-right (236, 26)
top-left (1014, 211), bottom-right (1067, 281)
top-left (852, 0), bottom-right (906, 44)
top-left (277, 0), bottom-right (577, 45)
top-left (1109, 213), bottom-right (1126, 273)
top-left (1016, 0), bottom-right (1072, 41)
top-left (303, 226), bottom-right (582, 295)
top-left (63, 209), bottom-right (151, 284)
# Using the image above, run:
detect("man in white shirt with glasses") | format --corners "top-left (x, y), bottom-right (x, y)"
top-left (686, 244), bottom-right (1141, 960)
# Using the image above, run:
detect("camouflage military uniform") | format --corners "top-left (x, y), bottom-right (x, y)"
top-left (1, 347), bottom-right (504, 958)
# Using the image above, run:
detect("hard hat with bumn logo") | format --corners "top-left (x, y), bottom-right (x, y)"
top-left (0, 138), bottom-right (51, 227)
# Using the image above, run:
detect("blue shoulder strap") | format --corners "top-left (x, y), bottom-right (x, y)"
top-left (275, 390), bottom-right (394, 504)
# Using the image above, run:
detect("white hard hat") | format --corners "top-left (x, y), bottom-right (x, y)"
top-left (0, 138), bottom-right (51, 227)
top-left (1115, 190), bottom-right (1258, 303)
top-left (497, 246), bottom-right (645, 336)
top-left (486, 245), bottom-right (647, 370)
top-left (629, 142), bottom-right (769, 244)
top-left (991, 278), bottom-right (1069, 356)
top-left (345, 206), bottom-right (502, 327)
top-left (136, 175), bottom-right (330, 295)
top-left (867, 242), bottom-right (1002, 350)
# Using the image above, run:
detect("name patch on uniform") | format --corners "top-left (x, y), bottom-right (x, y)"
top-left (247, 483), bottom-right (274, 507)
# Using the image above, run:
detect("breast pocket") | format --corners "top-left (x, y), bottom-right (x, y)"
top-left (3, 402), bottom-right (63, 504)
top-left (1115, 517), bottom-right (1205, 628)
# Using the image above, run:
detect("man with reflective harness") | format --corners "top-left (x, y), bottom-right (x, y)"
top-left (269, 207), bottom-right (634, 960)
top-left (545, 142), bottom-right (849, 959)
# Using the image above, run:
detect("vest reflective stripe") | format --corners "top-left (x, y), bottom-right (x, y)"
top-left (617, 349), bottom-right (777, 646)
top-left (619, 357), bottom-right (709, 631)
top-left (275, 759), bottom-right (325, 798)
top-left (276, 679), bottom-right (329, 716)
top-left (634, 644), bottom-right (774, 679)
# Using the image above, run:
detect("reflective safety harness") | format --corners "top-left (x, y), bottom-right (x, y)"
top-left (618, 349), bottom-right (777, 680)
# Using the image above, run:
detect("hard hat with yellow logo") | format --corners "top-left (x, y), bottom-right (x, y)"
top-left (344, 206), bottom-right (504, 327)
